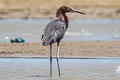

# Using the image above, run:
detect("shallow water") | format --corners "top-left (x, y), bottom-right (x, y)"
top-left (0, 58), bottom-right (120, 80)
top-left (0, 19), bottom-right (120, 42)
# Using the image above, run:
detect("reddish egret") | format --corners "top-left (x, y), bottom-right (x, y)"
top-left (41, 6), bottom-right (85, 77)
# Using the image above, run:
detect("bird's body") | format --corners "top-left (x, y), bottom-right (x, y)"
top-left (41, 6), bottom-right (85, 77)
top-left (41, 19), bottom-right (66, 46)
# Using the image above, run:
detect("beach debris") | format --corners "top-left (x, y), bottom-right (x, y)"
top-left (10, 37), bottom-right (25, 43)
top-left (5, 36), bottom-right (9, 40)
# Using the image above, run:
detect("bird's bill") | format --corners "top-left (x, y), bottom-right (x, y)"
top-left (71, 9), bottom-right (85, 15)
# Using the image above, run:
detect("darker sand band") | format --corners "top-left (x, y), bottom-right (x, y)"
top-left (0, 41), bottom-right (120, 57)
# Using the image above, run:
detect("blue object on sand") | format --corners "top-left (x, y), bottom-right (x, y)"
top-left (10, 37), bottom-right (25, 43)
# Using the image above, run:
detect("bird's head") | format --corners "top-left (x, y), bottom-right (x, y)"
top-left (57, 6), bottom-right (85, 14)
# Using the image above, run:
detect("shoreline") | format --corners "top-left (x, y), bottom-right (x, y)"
top-left (1, 56), bottom-right (120, 59)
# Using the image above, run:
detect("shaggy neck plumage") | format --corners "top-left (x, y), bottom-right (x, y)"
top-left (56, 9), bottom-right (68, 30)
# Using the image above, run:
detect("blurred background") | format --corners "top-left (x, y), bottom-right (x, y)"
top-left (0, 0), bottom-right (120, 42)
top-left (0, 0), bottom-right (119, 19)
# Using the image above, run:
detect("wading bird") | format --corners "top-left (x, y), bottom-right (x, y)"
top-left (41, 6), bottom-right (85, 77)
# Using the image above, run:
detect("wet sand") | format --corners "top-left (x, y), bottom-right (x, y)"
top-left (0, 58), bottom-right (120, 80)
top-left (0, 41), bottom-right (120, 57)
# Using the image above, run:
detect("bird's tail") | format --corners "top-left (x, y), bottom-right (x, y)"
top-left (42, 39), bottom-right (53, 46)
top-left (42, 35), bottom-right (54, 46)
top-left (42, 42), bottom-right (49, 46)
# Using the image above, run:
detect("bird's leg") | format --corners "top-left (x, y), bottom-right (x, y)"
top-left (50, 44), bottom-right (52, 77)
top-left (56, 42), bottom-right (61, 77)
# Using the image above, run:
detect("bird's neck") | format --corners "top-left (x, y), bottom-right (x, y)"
top-left (56, 11), bottom-right (68, 30)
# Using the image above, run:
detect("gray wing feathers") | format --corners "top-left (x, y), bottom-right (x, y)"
top-left (41, 19), bottom-right (65, 46)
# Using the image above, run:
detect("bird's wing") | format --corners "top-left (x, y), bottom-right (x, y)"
top-left (41, 19), bottom-right (65, 46)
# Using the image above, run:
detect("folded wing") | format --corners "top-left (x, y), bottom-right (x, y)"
top-left (41, 19), bottom-right (65, 46)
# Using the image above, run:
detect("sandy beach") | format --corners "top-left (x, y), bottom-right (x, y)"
top-left (0, 0), bottom-right (119, 19)
top-left (0, 41), bottom-right (120, 57)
